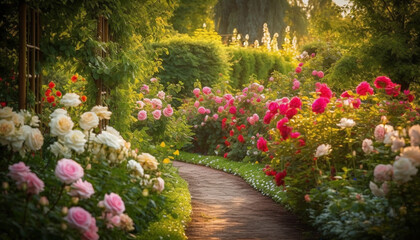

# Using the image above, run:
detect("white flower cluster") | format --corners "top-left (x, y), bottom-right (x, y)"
top-left (0, 107), bottom-right (43, 156)
top-left (90, 126), bottom-right (131, 164)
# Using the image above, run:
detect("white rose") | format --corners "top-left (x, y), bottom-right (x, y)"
top-left (30, 116), bottom-right (40, 127)
top-left (79, 112), bottom-right (99, 131)
top-left (315, 144), bottom-right (331, 158)
top-left (11, 140), bottom-right (24, 152)
top-left (137, 153), bottom-right (159, 170)
top-left (91, 106), bottom-right (112, 120)
top-left (25, 127), bottom-right (44, 151)
top-left (391, 137), bottom-right (405, 152)
top-left (50, 109), bottom-right (67, 119)
top-left (409, 125), bottom-right (420, 146)
top-left (0, 107), bottom-right (13, 119)
top-left (393, 157), bottom-right (418, 183)
top-left (0, 119), bottom-right (15, 137)
top-left (11, 112), bottom-right (24, 127)
top-left (49, 141), bottom-right (72, 158)
top-left (60, 93), bottom-right (81, 107)
top-left (127, 160), bottom-right (144, 177)
top-left (400, 146), bottom-right (420, 167)
top-left (49, 114), bottom-right (74, 137)
top-left (95, 131), bottom-right (122, 150)
top-left (64, 130), bottom-right (86, 153)
top-left (384, 130), bottom-right (399, 145)
top-left (362, 139), bottom-right (374, 154)
top-left (336, 118), bottom-right (356, 128)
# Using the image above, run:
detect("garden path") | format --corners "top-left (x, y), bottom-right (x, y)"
top-left (173, 161), bottom-right (311, 240)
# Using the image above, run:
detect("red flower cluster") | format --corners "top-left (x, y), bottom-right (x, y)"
top-left (275, 170), bottom-right (287, 186)
top-left (257, 137), bottom-right (268, 152)
top-left (263, 165), bottom-right (277, 176)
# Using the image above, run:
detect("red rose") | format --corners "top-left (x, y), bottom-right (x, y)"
top-left (81, 95), bottom-right (87, 102)
top-left (56, 91), bottom-right (62, 97)
top-left (238, 135), bottom-right (245, 143)
top-left (71, 75), bottom-right (78, 83)
top-left (48, 81), bottom-right (55, 89)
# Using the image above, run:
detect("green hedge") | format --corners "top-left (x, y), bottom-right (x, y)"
top-left (227, 48), bottom-right (294, 89)
top-left (152, 37), bottom-right (229, 98)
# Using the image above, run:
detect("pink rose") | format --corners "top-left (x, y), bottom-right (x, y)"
top-left (193, 88), bottom-right (200, 97)
top-left (141, 84), bottom-right (149, 94)
top-left (153, 177), bottom-right (165, 193)
top-left (68, 179), bottom-right (95, 199)
top-left (82, 217), bottom-right (99, 240)
top-left (105, 212), bottom-right (121, 229)
top-left (351, 98), bottom-right (361, 109)
top-left (194, 101), bottom-right (200, 108)
top-left (152, 110), bottom-right (161, 120)
top-left (253, 114), bottom-right (259, 122)
top-left (374, 125), bottom-right (386, 142)
top-left (151, 98), bottom-right (162, 109)
top-left (103, 193), bottom-right (125, 215)
top-left (205, 108), bottom-right (211, 114)
top-left (157, 91), bottom-right (165, 100)
top-left (150, 77), bottom-right (158, 83)
top-left (247, 117), bottom-right (256, 125)
top-left (198, 107), bottom-right (206, 114)
top-left (143, 98), bottom-right (151, 104)
top-left (55, 159), bottom-right (84, 184)
top-left (258, 85), bottom-right (264, 92)
top-left (217, 106), bottom-right (224, 113)
top-left (213, 114), bottom-right (218, 120)
top-left (137, 110), bottom-right (147, 121)
top-left (312, 70), bottom-right (318, 76)
top-left (8, 162), bottom-right (31, 182)
top-left (20, 172), bottom-right (45, 195)
top-left (214, 97), bottom-right (223, 104)
top-left (269, 76), bottom-right (274, 81)
top-left (317, 71), bottom-right (324, 78)
top-left (292, 79), bottom-right (300, 90)
top-left (202, 87), bottom-right (211, 95)
top-left (374, 76), bottom-right (392, 89)
top-left (356, 81), bottom-right (374, 96)
top-left (242, 87), bottom-right (248, 93)
top-left (374, 164), bottom-right (393, 182)
top-left (64, 207), bottom-right (93, 231)
top-left (163, 105), bottom-right (173, 117)
top-left (316, 83), bottom-right (332, 99)
top-left (298, 62), bottom-right (303, 67)
top-left (136, 101), bottom-right (145, 109)
top-left (224, 94), bottom-right (233, 101)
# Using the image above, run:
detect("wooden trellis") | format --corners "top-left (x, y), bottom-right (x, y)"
top-left (18, 1), bottom-right (42, 113)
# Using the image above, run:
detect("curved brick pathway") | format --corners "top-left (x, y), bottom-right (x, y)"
top-left (173, 161), bottom-right (311, 240)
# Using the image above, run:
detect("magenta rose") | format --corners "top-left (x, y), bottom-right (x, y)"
top-left (103, 193), bottom-right (125, 215)
top-left (68, 179), bottom-right (95, 199)
top-left (137, 110), bottom-right (147, 121)
top-left (8, 162), bottom-right (31, 182)
top-left (356, 81), bottom-right (374, 96)
top-left (64, 207), bottom-right (93, 231)
top-left (295, 67), bottom-right (302, 73)
top-left (312, 97), bottom-right (330, 114)
top-left (55, 159), bottom-right (84, 184)
top-left (374, 76), bottom-right (392, 89)
top-left (202, 86), bottom-right (211, 95)
top-left (289, 97), bottom-right (302, 109)
top-left (292, 80), bottom-right (300, 90)
top-left (312, 70), bottom-right (318, 76)
top-left (317, 71), bottom-right (324, 78)
top-left (229, 106), bottom-right (237, 114)
top-left (163, 105), bottom-right (173, 117)
top-left (152, 110), bottom-right (161, 120)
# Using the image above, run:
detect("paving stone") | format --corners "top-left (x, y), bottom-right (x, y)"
top-left (173, 161), bottom-right (314, 240)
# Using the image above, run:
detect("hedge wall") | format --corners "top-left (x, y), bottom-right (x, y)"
top-left (152, 37), bottom-right (229, 98)
top-left (153, 37), bottom-right (294, 97)
top-left (227, 48), bottom-right (294, 89)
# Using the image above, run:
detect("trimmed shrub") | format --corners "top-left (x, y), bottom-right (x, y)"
top-left (152, 37), bottom-right (229, 99)
top-left (227, 48), bottom-right (293, 89)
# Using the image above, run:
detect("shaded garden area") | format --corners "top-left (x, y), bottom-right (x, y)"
top-left (1, 0), bottom-right (420, 239)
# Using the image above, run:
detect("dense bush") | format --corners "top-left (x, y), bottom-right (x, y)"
top-left (227, 48), bottom-right (294, 89)
top-left (152, 36), bottom-right (229, 100)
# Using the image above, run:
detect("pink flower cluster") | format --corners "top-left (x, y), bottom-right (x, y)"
top-left (99, 193), bottom-right (130, 230)
top-left (65, 207), bottom-right (99, 240)
top-left (137, 103), bottom-right (173, 121)
top-left (247, 114), bottom-right (259, 125)
top-left (8, 162), bottom-right (44, 195)
top-left (374, 76), bottom-right (401, 97)
top-left (312, 70), bottom-right (324, 78)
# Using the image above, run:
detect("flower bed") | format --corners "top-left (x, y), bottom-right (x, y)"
top-left (180, 53), bottom-right (420, 239)
top-left (0, 77), bottom-right (190, 239)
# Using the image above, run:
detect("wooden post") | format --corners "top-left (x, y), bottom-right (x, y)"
top-left (30, 9), bottom-right (35, 95)
top-left (18, 0), bottom-right (27, 110)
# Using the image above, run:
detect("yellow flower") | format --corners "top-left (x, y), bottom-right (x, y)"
top-left (168, 156), bottom-right (174, 159)
top-left (255, 161), bottom-right (259, 164)
top-left (173, 150), bottom-right (180, 156)
top-left (163, 158), bottom-right (171, 164)
top-left (160, 142), bottom-right (166, 147)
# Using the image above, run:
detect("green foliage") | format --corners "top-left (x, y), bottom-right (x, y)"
top-left (170, 0), bottom-right (218, 34)
top-left (228, 48), bottom-right (293, 89)
top-left (152, 36), bottom-right (229, 99)
top-left (137, 164), bottom-right (191, 240)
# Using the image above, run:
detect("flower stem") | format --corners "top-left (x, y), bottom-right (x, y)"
top-left (22, 194), bottom-right (30, 227)
top-left (45, 184), bottom-right (65, 215)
